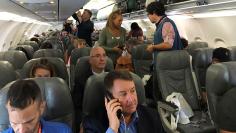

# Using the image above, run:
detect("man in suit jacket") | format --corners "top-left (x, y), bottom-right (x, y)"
top-left (73, 46), bottom-right (108, 132)
top-left (82, 71), bottom-right (164, 133)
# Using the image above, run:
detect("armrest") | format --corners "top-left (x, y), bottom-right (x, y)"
top-left (157, 100), bottom-right (179, 113)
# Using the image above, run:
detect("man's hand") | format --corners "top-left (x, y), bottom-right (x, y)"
top-left (146, 44), bottom-right (154, 53)
top-left (105, 98), bottom-right (122, 133)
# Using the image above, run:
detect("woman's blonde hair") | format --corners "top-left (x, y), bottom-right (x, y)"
top-left (106, 10), bottom-right (122, 30)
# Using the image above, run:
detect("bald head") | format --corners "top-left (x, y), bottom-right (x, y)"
top-left (89, 47), bottom-right (107, 73)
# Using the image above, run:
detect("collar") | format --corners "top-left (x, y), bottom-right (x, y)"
top-left (92, 69), bottom-right (105, 75)
top-left (155, 15), bottom-right (167, 28)
top-left (121, 111), bottom-right (139, 125)
top-left (131, 111), bottom-right (139, 123)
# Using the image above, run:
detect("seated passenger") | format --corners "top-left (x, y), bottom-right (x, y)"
top-left (30, 37), bottom-right (40, 44)
top-left (127, 22), bottom-right (144, 41)
top-left (40, 41), bottom-right (53, 49)
top-left (83, 70), bottom-right (164, 133)
top-left (73, 46), bottom-right (107, 131)
top-left (181, 37), bottom-right (188, 49)
top-left (3, 79), bottom-right (72, 133)
top-left (73, 46), bottom-right (107, 104)
top-left (30, 59), bottom-right (55, 77)
top-left (216, 89), bottom-right (236, 133)
top-left (212, 47), bottom-right (230, 64)
top-left (67, 38), bottom-right (86, 65)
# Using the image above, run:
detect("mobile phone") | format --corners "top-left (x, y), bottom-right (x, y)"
top-left (117, 44), bottom-right (124, 50)
top-left (105, 90), bottom-right (122, 119)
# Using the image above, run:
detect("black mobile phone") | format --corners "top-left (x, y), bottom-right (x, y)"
top-left (105, 90), bottom-right (122, 119)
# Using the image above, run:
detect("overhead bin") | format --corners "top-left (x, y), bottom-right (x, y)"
top-left (122, 0), bottom-right (236, 19)
top-left (96, 4), bottom-right (118, 20)
top-left (166, 0), bottom-right (236, 15)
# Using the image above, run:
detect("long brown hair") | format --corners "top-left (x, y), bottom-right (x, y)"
top-left (106, 10), bottom-right (122, 31)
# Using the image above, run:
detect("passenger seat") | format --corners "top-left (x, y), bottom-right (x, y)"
top-left (206, 62), bottom-right (236, 131)
top-left (33, 49), bottom-right (64, 61)
top-left (0, 61), bottom-right (17, 89)
top-left (131, 44), bottom-right (152, 78)
top-left (0, 77), bottom-right (74, 132)
top-left (155, 50), bottom-right (215, 133)
top-left (21, 57), bottom-right (69, 85)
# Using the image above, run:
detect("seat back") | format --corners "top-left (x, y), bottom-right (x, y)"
top-left (193, 48), bottom-right (213, 91)
top-left (33, 49), bottom-right (64, 61)
top-left (0, 51), bottom-right (28, 70)
top-left (83, 72), bottom-right (146, 117)
top-left (206, 62), bottom-right (236, 125)
top-left (155, 50), bottom-right (200, 110)
top-left (14, 45), bottom-right (34, 60)
top-left (45, 37), bottom-right (64, 52)
top-left (73, 56), bottom-right (113, 91)
top-left (23, 41), bottom-right (39, 52)
top-left (131, 44), bottom-right (152, 78)
top-left (21, 57), bottom-right (69, 85)
top-left (228, 46), bottom-right (236, 61)
top-left (70, 47), bottom-right (91, 89)
top-left (186, 41), bottom-right (208, 57)
top-left (70, 47), bottom-right (91, 66)
top-left (0, 77), bottom-right (74, 132)
top-left (0, 61), bottom-right (17, 89)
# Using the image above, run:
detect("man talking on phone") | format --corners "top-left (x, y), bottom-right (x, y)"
top-left (82, 70), bottom-right (164, 133)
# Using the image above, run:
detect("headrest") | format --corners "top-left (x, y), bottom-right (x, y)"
top-left (15, 45), bottom-right (34, 60)
top-left (0, 77), bottom-right (74, 130)
top-left (187, 41), bottom-right (208, 49)
top-left (22, 57), bottom-right (68, 84)
top-left (131, 44), bottom-right (152, 60)
top-left (228, 46), bottom-right (236, 61)
top-left (0, 61), bottom-right (17, 89)
top-left (33, 49), bottom-right (64, 61)
top-left (83, 72), bottom-right (146, 116)
top-left (156, 50), bottom-right (190, 70)
top-left (23, 41), bottom-right (39, 52)
top-left (194, 48), bottom-right (213, 67)
top-left (70, 47), bottom-right (91, 66)
top-left (44, 38), bottom-right (64, 51)
top-left (207, 62), bottom-right (236, 94)
top-left (0, 51), bottom-right (27, 69)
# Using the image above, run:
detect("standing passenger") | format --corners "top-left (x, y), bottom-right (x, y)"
top-left (146, 1), bottom-right (183, 61)
top-left (146, 1), bottom-right (183, 101)
top-left (127, 22), bottom-right (144, 41)
top-left (72, 9), bottom-right (94, 47)
top-left (98, 10), bottom-right (126, 63)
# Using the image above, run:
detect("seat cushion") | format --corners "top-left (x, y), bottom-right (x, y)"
top-left (178, 111), bottom-right (216, 133)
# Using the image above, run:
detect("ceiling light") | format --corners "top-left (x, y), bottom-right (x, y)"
top-left (50, 1), bottom-right (54, 4)
top-left (19, 1), bottom-right (24, 4)
top-left (35, 12), bottom-right (38, 14)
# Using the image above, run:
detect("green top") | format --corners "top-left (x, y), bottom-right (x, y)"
top-left (98, 27), bottom-right (126, 52)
